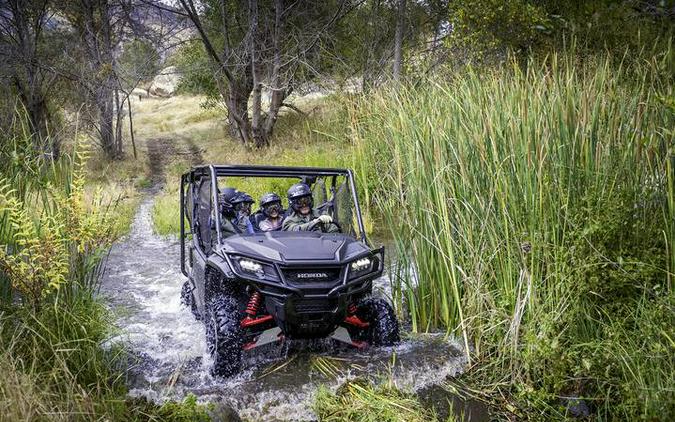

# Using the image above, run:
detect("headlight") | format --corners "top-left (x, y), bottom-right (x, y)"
top-left (350, 257), bottom-right (372, 272)
top-left (239, 259), bottom-right (265, 278)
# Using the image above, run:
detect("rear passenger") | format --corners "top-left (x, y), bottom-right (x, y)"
top-left (257, 192), bottom-right (284, 232)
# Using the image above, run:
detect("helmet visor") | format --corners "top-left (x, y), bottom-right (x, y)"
top-left (235, 202), bottom-right (252, 214)
top-left (263, 202), bottom-right (281, 215)
top-left (295, 196), bottom-right (312, 208)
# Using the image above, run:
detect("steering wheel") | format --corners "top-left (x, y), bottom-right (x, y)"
top-left (323, 220), bottom-right (342, 233)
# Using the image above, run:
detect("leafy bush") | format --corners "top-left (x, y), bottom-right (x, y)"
top-left (0, 127), bottom-right (213, 420)
top-left (0, 146), bottom-right (116, 309)
top-left (447, 0), bottom-right (673, 66)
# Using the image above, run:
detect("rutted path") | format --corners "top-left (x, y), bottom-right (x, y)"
top-left (100, 139), bottom-right (473, 420)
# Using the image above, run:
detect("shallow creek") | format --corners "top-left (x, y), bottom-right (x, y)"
top-left (101, 197), bottom-right (483, 421)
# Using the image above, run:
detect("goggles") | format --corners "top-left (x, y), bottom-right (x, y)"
top-left (235, 202), bottom-right (252, 213)
top-left (264, 202), bottom-right (282, 214)
top-left (295, 196), bottom-right (312, 208)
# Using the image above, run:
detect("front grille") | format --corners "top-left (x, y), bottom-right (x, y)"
top-left (282, 267), bottom-right (342, 284)
top-left (295, 299), bottom-right (337, 313)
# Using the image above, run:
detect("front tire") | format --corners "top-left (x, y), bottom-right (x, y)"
top-left (206, 294), bottom-right (245, 377)
top-left (355, 298), bottom-right (400, 346)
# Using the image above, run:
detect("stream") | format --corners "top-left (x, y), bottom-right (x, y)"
top-left (100, 196), bottom-right (478, 421)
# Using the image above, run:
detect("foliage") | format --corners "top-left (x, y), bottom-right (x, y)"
top-left (0, 301), bottom-right (212, 421)
top-left (172, 40), bottom-right (221, 104)
top-left (0, 145), bottom-right (116, 310)
top-left (0, 123), bottom-right (213, 421)
top-left (349, 51), bottom-right (674, 419)
top-left (446, 0), bottom-right (674, 67)
top-left (0, 183), bottom-right (69, 309)
top-left (313, 379), bottom-right (439, 422)
top-left (119, 39), bottom-right (161, 87)
top-left (448, 0), bottom-right (551, 64)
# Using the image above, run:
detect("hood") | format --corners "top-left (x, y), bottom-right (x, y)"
top-left (221, 231), bottom-right (370, 263)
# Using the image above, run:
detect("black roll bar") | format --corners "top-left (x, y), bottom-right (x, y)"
top-left (180, 164), bottom-right (371, 268)
top-left (180, 173), bottom-right (187, 276)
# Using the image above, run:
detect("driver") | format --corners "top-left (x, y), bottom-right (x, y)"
top-left (282, 183), bottom-right (339, 233)
top-left (258, 192), bottom-right (284, 232)
top-left (231, 192), bottom-right (255, 234)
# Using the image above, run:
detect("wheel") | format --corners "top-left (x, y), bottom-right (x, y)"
top-left (205, 294), bottom-right (245, 377)
top-left (355, 298), bottom-right (400, 346)
top-left (180, 280), bottom-right (201, 320)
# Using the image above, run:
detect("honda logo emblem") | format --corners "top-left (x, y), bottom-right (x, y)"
top-left (296, 272), bottom-right (328, 279)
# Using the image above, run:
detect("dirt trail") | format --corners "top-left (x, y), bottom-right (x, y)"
top-left (145, 137), bottom-right (204, 189)
top-left (146, 138), bottom-right (175, 188)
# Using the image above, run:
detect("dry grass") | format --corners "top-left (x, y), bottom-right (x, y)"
top-left (128, 93), bottom-right (357, 236)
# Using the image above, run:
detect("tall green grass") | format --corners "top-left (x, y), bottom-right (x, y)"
top-left (350, 52), bottom-right (674, 419)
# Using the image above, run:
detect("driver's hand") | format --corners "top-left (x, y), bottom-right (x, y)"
top-left (316, 215), bottom-right (333, 224)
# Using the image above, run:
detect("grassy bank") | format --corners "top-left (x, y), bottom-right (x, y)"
top-left (349, 52), bottom-right (674, 419)
top-left (0, 134), bottom-right (211, 420)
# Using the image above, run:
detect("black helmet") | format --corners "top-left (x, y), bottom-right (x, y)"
top-left (232, 192), bottom-right (254, 214)
top-left (260, 192), bottom-right (282, 217)
top-left (287, 183), bottom-right (312, 212)
top-left (260, 192), bottom-right (281, 207)
top-left (232, 192), bottom-right (254, 206)
top-left (219, 187), bottom-right (239, 217)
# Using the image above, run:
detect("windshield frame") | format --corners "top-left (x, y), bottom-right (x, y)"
top-left (203, 164), bottom-right (368, 245)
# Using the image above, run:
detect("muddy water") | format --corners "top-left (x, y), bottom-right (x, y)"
top-left (101, 198), bottom-right (470, 421)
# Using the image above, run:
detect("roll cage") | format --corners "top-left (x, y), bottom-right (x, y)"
top-left (180, 165), bottom-right (370, 277)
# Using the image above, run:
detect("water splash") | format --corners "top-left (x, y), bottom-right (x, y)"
top-left (101, 197), bottom-right (467, 420)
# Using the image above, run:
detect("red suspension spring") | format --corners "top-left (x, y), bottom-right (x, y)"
top-left (348, 303), bottom-right (357, 315)
top-left (246, 291), bottom-right (262, 316)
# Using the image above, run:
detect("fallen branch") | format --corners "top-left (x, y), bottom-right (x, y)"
top-left (281, 102), bottom-right (309, 116)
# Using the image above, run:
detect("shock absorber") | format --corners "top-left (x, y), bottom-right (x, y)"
top-left (344, 302), bottom-right (369, 328)
top-left (246, 291), bottom-right (262, 317)
top-left (241, 291), bottom-right (273, 328)
top-left (348, 303), bottom-right (358, 315)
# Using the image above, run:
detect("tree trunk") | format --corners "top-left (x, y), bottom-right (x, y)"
top-left (114, 88), bottom-right (123, 158)
top-left (127, 95), bottom-right (137, 159)
top-left (249, 0), bottom-right (267, 148)
top-left (21, 86), bottom-right (53, 157)
top-left (75, 0), bottom-right (121, 160)
top-left (7, 0), bottom-right (57, 159)
top-left (393, 0), bottom-right (406, 82)
top-left (226, 77), bottom-right (253, 144)
top-left (263, 0), bottom-right (285, 140)
top-left (97, 86), bottom-right (116, 158)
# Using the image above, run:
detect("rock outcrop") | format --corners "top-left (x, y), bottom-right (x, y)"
top-left (148, 66), bottom-right (181, 97)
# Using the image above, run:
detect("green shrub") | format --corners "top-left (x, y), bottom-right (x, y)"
top-left (0, 128), bottom-right (212, 421)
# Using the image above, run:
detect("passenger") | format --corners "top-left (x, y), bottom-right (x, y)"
top-left (231, 192), bottom-right (255, 234)
top-left (258, 192), bottom-right (284, 232)
top-left (282, 183), bottom-right (339, 233)
top-left (218, 187), bottom-right (240, 238)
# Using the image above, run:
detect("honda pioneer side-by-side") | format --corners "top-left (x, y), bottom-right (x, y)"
top-left (179, 165), bottom-right (399, 377)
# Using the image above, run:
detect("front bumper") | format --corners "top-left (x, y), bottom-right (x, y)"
top-left (224, 248), bottom-right (383, 338)
top-left (264, 279), bottom-right (373, 338)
